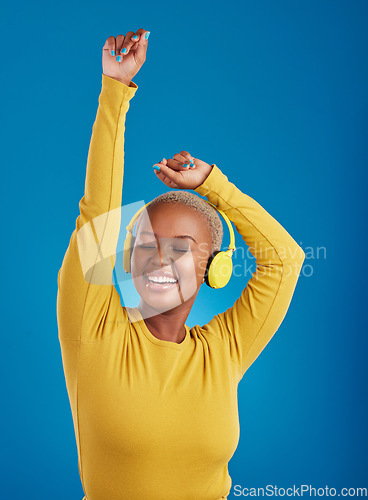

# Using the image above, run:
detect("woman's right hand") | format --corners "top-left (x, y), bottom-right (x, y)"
top-left (153, 152), bottom-right (214, 190)
top-left (102, 29), bottom-right (150, 86)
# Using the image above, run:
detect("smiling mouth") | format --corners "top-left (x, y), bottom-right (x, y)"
top-left (144, 275), bottom-right (179, 291)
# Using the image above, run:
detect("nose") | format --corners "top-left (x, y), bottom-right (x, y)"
top-left (150, 238), bottom-right (174, 267)
top-left (150, 238), bottom-right (186, 267)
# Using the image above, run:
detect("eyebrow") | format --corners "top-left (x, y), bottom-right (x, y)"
top-left (138, 231), bottom-right (198, 245)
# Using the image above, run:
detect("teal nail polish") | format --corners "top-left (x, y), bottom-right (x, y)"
top-left (116, 55), bottom-right (121, 62)
top-left (145, 32), bottom-right (151, 40)
top-left (111, 50), bottom-right (115, 56)
top-left (189, 163), bottom-right (195, 168)
top-left (122, 47), bottom-right (127, 54)
top-left (183, 164), bottom-right (188, 168)
top-left (153, 165), bottom-right (160, 171)
top-left (132, 35), bottom-right (138, 40)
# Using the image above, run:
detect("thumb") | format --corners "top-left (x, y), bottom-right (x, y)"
top-left (155, 163), bottom-right (183, 188)
top-left (136, 31), bottom-right (150, 63)
top-left (154, 163), bottom-right (182, 184)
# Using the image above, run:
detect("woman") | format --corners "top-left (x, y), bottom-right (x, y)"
top-left (57, 28), bottom-right (305, 500)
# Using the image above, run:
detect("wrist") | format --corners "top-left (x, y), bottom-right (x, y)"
top-left (103, 73), bottom-right (132, 87)
top-left (194, 164), bottom-right (223, 197)
top-left (115, 78), bottom-right (132, 87)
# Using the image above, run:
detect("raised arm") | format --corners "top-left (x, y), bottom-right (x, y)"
top-left (153, 156), bottom-right (305, 379)
top-left (57, 30), bottom-right (149, 343)
top-left (193, 165), bottom-right (305, 378)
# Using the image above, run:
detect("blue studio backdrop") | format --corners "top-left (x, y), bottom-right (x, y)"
top-left (1, 0), bottom-right (367, 498)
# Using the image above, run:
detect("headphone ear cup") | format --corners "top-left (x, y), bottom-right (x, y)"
top-left (205, 250), bottom-right (233, 289)
top-left (204, 251), bottom-right (220, 287)
top-left (129, 236), bottom-right (136, 272)
top-left (123, 234), bottom-right (136, 274)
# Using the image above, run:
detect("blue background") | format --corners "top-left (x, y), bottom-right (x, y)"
top-left (1, 0), bottom-right (367, 498)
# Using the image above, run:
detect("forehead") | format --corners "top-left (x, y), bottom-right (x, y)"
top-left (135, 203), bottom-right (211, 241)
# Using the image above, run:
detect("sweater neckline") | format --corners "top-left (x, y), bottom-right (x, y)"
top-left (126, 306), bottom-right (191, 351)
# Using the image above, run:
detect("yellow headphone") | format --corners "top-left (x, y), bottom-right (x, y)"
top-left (122, 200), bottom-right (236, 289)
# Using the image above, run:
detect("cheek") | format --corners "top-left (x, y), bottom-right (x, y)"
top-left (130, 248), bottom-right (147, 275)
top-left (177, 253), bottom-right (208, 281)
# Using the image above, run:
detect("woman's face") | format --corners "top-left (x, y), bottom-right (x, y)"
top-left (130, 203), bottom-right (213, 314)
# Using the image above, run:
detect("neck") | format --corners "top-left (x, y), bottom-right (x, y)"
top-left (138, 300), bottom-right (193, 344)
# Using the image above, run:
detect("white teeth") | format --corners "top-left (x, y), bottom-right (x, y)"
top-left (147, 276), bottom-right (177, 284)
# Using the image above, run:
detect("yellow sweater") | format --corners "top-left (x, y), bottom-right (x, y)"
top-left (57, 74), bottom-right (305, 500)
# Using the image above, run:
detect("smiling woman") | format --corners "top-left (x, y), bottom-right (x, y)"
top-left (57, 29), bottom-right (305, 500)
top-left (128, 195), bottom-right (224, 325)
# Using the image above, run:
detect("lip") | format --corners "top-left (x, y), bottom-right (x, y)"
top-left (145, 270), bottom-right (179, 281)
top-left (144, 272), bottom-right (179, 292)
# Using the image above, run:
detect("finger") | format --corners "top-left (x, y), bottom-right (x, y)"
top-left (119, 31), bottom-right (137, 57)
top-left (130, 28), bottom-right (145, 48)
top-left (153, 159), bottom-right (177, 173)
top-left (103, 35), bottom-right (116, 57)
top-left (173, 153), bottom-right (196, 168)
top-left (153, 164), bottom-right (183, 186)
top-left (179, 151), bottom-right (195, 164)
top-left (115, 34), bottom-right (126, 56)
top-left (159, 158), bottom-right (170, 168)
top-left (135, 29), bottom-right (150, 64)
top-left (130, 32), bottom-right (140, 51)
top-left (165, 158), bottom-right (191, 171)
top-left (153, 167), bottom-right (180, 188)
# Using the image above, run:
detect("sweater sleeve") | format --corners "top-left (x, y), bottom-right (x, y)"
top-left (194, 164), bottom-right (305, 378)
top-left (57, 74), bottom-right (138, 342)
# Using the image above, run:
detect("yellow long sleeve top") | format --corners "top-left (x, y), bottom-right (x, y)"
top-left (57, 74), bottom-right (305, 500)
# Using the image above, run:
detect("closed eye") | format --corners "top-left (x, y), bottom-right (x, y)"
top-left (137, 244), bottom-right (189, 253)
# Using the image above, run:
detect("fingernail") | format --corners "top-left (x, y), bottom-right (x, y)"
top-left (132, 35), bottom-right (138, 40)
top-left (116, 55), bottom-right (121, 62)
top-left (145, 32), bottom-right (151, 40)
top-left (122, 48), bottom-right (127, 54)
top-left (189, 163), bottom-right (195, 168)
top-left (153, 165), bottom-right (160, 171)
top-left (183, 164), bottom-right (189, 168)
top-left (111, 50), bottom-right (115, 56)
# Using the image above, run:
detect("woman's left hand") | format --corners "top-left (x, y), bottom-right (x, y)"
top-left (152, 151), bottom-right (213, 189)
